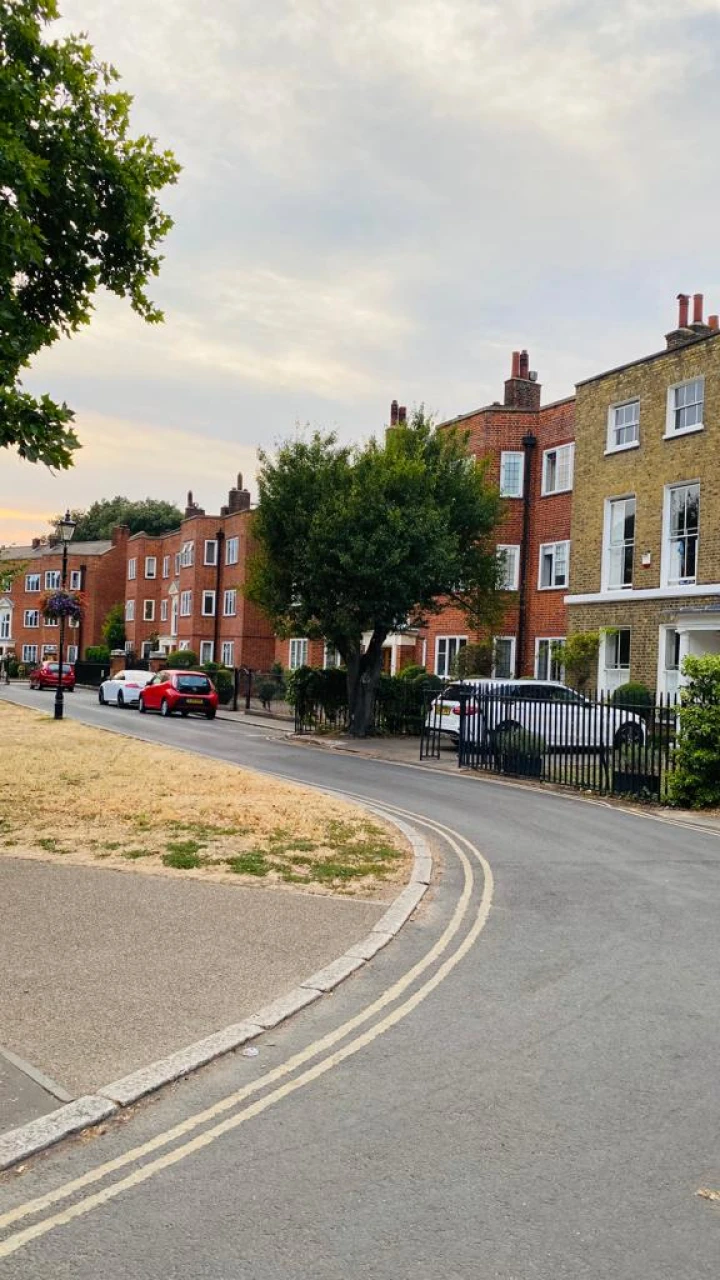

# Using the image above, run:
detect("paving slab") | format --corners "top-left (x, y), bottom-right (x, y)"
top-left (0, 858), bottom-right (385, 1105)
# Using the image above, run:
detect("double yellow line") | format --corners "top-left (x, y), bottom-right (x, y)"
top-left (0, 804), bottom-right (493, 1262)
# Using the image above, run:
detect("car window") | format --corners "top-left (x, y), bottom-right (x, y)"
top-left (175, 674), bottom-right (212, 694)
top-left (549, 687), bottom-right (587, 704)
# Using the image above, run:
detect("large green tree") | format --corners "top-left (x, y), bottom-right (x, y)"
top-left (247, 411), bottom-right (504, 736)
top-left (1, 0), bottom-right (180, 467)
top-left (52, 496), bottom-right (183, 541)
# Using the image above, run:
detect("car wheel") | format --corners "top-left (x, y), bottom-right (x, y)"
top-left (98, 688), bottom-right (106, 704)
top-left (117, 691), bottom-right (124, 708)
top-left (614, 721), bottom-right (644, 748)
top-left (139, 698), bottom-right (147, 714)
top-left (205, 709), bottom-right (217, 720)
top-left (180, 709), bottom-right (189, 718)
top-left (160, 698), bottom-right (171, 717)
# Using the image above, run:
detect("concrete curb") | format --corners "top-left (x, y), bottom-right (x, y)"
top-left (0, 808), bottom-right (431, 1172)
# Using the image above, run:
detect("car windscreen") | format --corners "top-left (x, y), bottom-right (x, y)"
top-left (175, 675), bottom-right (212, 694)
top-left (44, 664), bottom-right (59, 672)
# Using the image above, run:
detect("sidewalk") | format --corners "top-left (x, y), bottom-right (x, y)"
top-left (0, 856), bottom-right (387, 1136)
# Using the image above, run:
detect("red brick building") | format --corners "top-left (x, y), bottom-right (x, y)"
top-left (421, 350), bottom-right (575, 678)
top-left (0, 526), bottom-right (128, 666)
top-left (122, 475), bottom-right (276, 672)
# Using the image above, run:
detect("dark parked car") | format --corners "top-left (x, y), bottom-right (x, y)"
top-left (28, 662), bottom-right (76, 692)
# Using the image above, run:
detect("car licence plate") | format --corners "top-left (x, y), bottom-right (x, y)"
top-left (186, 698), bottom-right (203, 706)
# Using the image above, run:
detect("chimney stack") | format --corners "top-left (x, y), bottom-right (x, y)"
top-left (504, 348), bottom-right (541, 410)
top-left (398, 405), bottom-right (407, 424)
top-left (666, 292), bottom-right (708, 349)
top-left (390, 399), bottom-right (399, 426)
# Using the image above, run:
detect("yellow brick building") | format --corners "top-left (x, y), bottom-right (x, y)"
top-left (567, 294), bottom-right (720, 696)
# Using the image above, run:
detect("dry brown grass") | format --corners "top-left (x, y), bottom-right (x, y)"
top-left (0, 703), bottom-right (409, 897)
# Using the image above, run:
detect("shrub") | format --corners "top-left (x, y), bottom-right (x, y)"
top-left (102, 602), bottom-right (126, 651)
top-left (552, 631), bottom-right (602, 691)
top-left (397, 664), bottom-right (427, 681)
top-left (611, 681), bottom-right (654, 720)
top-left (453, 642), bottom-right (494, 679)
top-left (257, 679), bottom-right (281, 710)
top-left (201, 662), bottom-right (233, 704)
top-left (669, 655), bottom-right (720, 809)
top-left (164, 649), bottom-right (198, 669)
top-left (85, 644), bottom-right (110, 663)
top-left (494, 726), bottom-right (546, 757)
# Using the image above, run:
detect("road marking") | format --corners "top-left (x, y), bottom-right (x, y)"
top-left (0, 1048), bottom-right (73, 1105)
top-left (0, 815), bottom-right (492, 1260)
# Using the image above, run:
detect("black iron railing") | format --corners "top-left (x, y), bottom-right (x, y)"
top-left (421, 683), bottom-right (678, 801)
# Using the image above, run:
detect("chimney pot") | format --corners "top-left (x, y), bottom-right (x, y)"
top-left (709, 315), bottom-right (719, 331)
top-left (677, 293), bottom-right (690, 328)
top-left (398, 405), bottom-right (407, 424)
top-left (519, 350), bottom-right (530, 379)
top-left (511, 351), bottom-right (521, 378)
top-left (693, 293), bottom-right (704, 325)
top-left (390, 399), bottom-right (399, 426)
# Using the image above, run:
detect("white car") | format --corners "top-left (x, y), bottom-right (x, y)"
top-left (98, 669), bottom-right (154, 708)
top-left (428, 678), bottom-right (646, 750)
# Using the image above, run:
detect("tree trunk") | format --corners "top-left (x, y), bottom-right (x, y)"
top-left (346, 630), bottom-right (387, 737)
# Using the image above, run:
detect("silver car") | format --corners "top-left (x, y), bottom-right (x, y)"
top-left (98, 669), bottom-right (154, 708)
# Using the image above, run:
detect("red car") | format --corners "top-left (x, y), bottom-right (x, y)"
top-left (28, 662), bottom-right (76, 692)
top-left (138, 669), bottom-right (218, 719)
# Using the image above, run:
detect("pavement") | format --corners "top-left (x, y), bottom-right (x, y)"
top-left (3, 684), bottom-right (720, 1278)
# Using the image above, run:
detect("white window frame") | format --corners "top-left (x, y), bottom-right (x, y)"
top-left (661, 481), bottom-right (700, 587)
top-left (665, 377), bottom-right (704, 439)
top-left (69, 570), bottom-right (82, 590)
top-left (223, 588), bottom-right (237, 617)
top-left (538, 540), bottom-right (570, 590)
top-left (199, 640), bottom-right (214, 664)
top-left (606, 398), bottom-right (640, 454)
top-left (45, 615), bottom-right (58, 628)
top-left (0, 610), bottom-right (10, 640)
top-left (323, 643), bottom-right (343, 669)
top-left (125, 600), bottom-right (135, 621)
top-left (162, 555), bottom-right (170, 579)
top-left (289, 638), bottom-right (309, 670)
top-left (178, 639), bottom-right (190, 651)
top-left (42, 643), bottom-right (57, 657)
top-left (499, 451), bottom-right (524, 498)
top-left (22, 644), bottom-right (38, 663)
top-left (143, 599), bottom-right (155, 622)
top-left (144, 556), bottom-right (157, 579)
top-left (602, 628), bottom-right (631, 677)
top-left (180, 590), bottom-right (192, 616)
top-left (179, 541), bottom-right (195, 568)
top-left (25, 573), bottom-right (40, 593)
top-left (201, 590), bottom-right (216, 617)
top-left (174, 553), bottom-right (180, 575)
top-left (435, 635), bottom-right (467, 679)
top-left (44, 570), bottom-right (61, 590)
top-left (160, 600), bottom-right (168, 622)
top-left (127, 558), bottom-right (137, 581)
top-left (66, 644), bottom-right (78, 664)
top-left (535, 637), bottom-right (565, 682)
top-left (221, 640), bottom-right (234, 668)
top-left (497, 544), bottom-right (520, 591)
top-left (602, 496), bottom-right (636, 591)
top-left (225, 536), bottom-right (239, 566)
top-left (492, 636), bottom-right (516, 680)
top-left (24, 609), bottom-right (39, 628)
top-left (204, 539), bottom-right (218, 566)
top-left (541, 443), bottom-right (574, 496)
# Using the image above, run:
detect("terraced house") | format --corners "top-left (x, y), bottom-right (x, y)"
top-left (567, 294), bottom-right (720, 696)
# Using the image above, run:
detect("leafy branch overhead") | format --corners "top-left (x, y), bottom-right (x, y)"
top-left (0, 0), bottom-right (181, 468)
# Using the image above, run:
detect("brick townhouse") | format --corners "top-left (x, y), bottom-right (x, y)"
top-left (123, 475), bottom-right (276, 672)
top-left (276, 356), bottom-right (576, 681)
top-left (567, 292), bottom-right (720, 696)
top-left (0, 526), bottom-right (128, 666)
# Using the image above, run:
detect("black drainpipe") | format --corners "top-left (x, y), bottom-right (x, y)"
top-left (515, 433), bottom-right (537, 678)
top-left (77, 564), bottom-right (87, 659)
top-left (214, 530), bottom-right (225, 661)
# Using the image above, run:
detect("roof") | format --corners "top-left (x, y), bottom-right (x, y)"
top-left (437, 393), bottom-right (575, 431)
top-left (576, 328), bottom-right (720, 389)
top-left (0, 540), bottom-right (112, 561)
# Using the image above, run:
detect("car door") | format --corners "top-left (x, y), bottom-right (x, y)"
top-left (143, 674), bottom-right (161, 710)
top-left (111, 672), bottom-right (125, 704)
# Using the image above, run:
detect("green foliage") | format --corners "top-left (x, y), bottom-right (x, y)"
top-left (101, 602), bottom-right (125, 650)
top-left (552, 632), bottom-right (602, 691)
top-left (1, 1), bottom-right (180, 468)
top-left (256, 678), bottom-right (281, 710)
top-left (397, 663), bottom-right (426, 681)
top-left (202, 662), bottom-right (233, 704)
top-left (247, 410), bottom-right (504, 735)
top-left (611, 681), bottom-right (654, 720)
top-left (165, 649), bottom-right (198, 669)
top-left (289, 665), bottom-right (442, 735)
top-left (53, 497), bottom-right (182, 541)
top-left (452, 641), bottom-right (494, 679)
top-left (286, 666), bottom-right (347, 723)
top-left (669, 655), bottom-right (720, 809)
top-left (494, 726), bottom-right (547, 757)
top-left (84, 644), bottom-right (110, 662)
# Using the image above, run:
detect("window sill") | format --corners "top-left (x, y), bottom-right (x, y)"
top-left (499, 493), bottom-right (523, 500)
top-left (540, 486), bottom-right (573, 497)
top-left (663, 424), bottom-right (704, 441)
top-left (537, 584), bottom-right (566, 591)
top-left (604, 441), bottom-right (640, 456)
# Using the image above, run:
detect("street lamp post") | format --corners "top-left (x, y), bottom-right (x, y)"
top-left (54, 510), bottom-right (76, 721)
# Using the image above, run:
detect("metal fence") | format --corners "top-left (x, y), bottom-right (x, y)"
top-left (294, 679), bottom-right (435, 736)
top-left (421, 684), bottom-right (678, 801)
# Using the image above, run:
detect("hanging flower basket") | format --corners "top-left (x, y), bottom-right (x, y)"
top-left (40, 590), bottom-right (85, 622)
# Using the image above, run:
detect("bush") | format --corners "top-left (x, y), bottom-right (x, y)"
top-left (164, 649), bottom-right (198, 669)
top-left (101, 602), bottom-right (126, 651)
top-left (4, 654), bottom-right (22, 678)
top-left (286, 666), bottom-right (347, 724)
top-left (85, 644), bottom-right (110, 663)
top-left (494, 726), bottom-right (546, 757)
top-left (201, 662), bottom-right (234, 705)
top-left (669, 655), bottom-right (720, 809)
top-left (611, 681), bottom-right (654, 720)
top-left (257, 678), bottom-right (281, 710)
top-left (453, 642), bottom-right (494, 679)
top-left (397, 664), bottom-right (427, 681)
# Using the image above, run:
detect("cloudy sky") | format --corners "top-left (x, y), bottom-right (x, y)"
top-left (3, 0), bottom-right (720, 544)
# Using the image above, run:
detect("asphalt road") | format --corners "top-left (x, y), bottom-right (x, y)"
top-left (1, 685), bottom-right (719, 1278)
